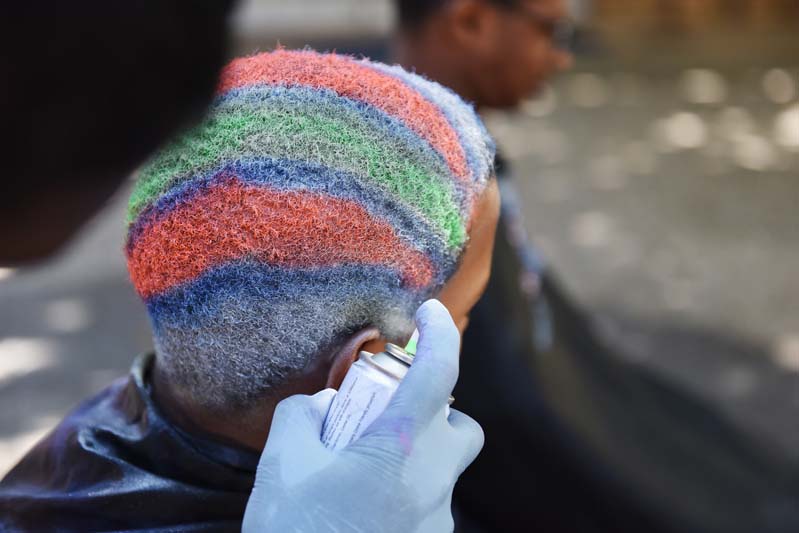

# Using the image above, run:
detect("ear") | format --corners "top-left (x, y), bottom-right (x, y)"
top-left (445, 0), bottom-right (498, 49)
top-left (325, 327), bottom-right (382, 390)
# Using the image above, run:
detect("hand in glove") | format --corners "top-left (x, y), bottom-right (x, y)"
top-left (243, 299), bottom-right (484, 533)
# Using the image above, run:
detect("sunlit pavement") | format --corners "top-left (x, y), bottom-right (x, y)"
top-left (0, 184), bottom-right (153, 476)
top-left (1, 40), bottom-right (797, 477)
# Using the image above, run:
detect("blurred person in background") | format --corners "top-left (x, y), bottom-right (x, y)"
top-left (0, 1), bottom-right (235, 264)
top-left (393, 1), bottom-right (799, 532)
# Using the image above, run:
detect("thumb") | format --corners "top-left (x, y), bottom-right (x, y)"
top-left (380, 299), bottom-right (460, 427)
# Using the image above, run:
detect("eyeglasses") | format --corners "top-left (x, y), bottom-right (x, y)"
top-left (516, 6), bottom-right (576, 53)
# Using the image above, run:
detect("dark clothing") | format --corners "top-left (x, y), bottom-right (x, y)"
top-left (0, 353), bottom-right (257, 533)
top-left (453, 163), bottom-right (799, 532)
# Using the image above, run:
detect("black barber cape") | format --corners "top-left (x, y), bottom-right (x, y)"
top-left (0, 353), bottom-right (258, 532)
top-left (452, 157), bottom-right (799, 533)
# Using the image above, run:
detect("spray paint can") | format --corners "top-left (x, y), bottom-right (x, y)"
top-left (321, 335), bottom-right (454, 451)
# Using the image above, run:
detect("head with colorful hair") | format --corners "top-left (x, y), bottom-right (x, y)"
top-left (126, 49), bottom-right (498, 412)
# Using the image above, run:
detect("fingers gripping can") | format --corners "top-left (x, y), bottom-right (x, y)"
top-left (321, 343), bottom-right (412, 451)
top-left (321, 343), bottom-right (454, 451)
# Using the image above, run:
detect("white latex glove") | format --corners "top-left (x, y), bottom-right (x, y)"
top-left (242, 299), bottom-right (484, 533)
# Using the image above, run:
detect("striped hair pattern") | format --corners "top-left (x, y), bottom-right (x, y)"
top-left (126, 49), bottom-right (495, 410)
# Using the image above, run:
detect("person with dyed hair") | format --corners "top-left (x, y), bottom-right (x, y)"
top-left (0, 50), bottom-right (499, 531)
top-left (126, 49), bottom-right (497, 417)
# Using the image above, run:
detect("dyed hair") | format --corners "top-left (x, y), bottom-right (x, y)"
top-left (126, 50), bottom-right (495, 410)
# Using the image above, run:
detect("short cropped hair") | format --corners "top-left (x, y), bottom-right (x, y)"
top-left (126, 50), bottom-right (495, 410)
top-left (396, 0), bottom-right (517, 29)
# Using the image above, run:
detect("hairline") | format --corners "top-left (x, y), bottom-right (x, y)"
top-left (396, 0), bottom-right (523, 30)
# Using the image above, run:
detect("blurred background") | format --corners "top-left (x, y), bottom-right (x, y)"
top-left (1, 0), bottom-right (797, 476)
